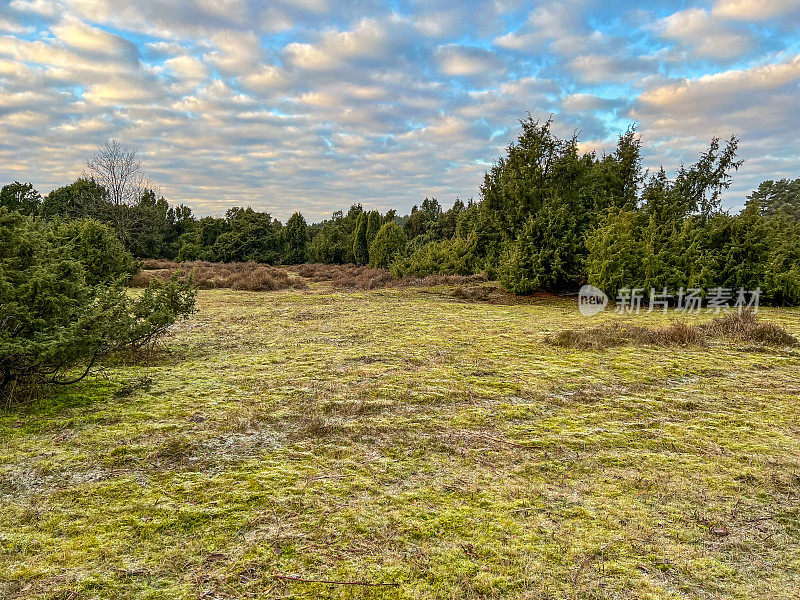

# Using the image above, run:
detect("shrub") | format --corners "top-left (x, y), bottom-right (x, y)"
top-left (51, 218), bottom-right (137, 286)
top-left (369, 222), bottom-right (407, 269)
top-left (390, 236), bottom-right (477, 278)
top-left (0, 209), bottom-right (196, 399)
top-left (547, 310), bottom-right (796, 351)
top-left (130, 261), bottom-right (308, 291)
top-left (704, 310), bottom-right (796, 346)
top-left (547, 322), bottom-right (707, 350)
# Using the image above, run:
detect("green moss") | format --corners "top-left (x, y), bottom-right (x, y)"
top-left (1, 288), bottom-right (799, 598)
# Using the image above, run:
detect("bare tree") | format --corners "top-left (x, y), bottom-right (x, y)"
top-left (85, 139), bottom-right (143, 208)
top-left (85, 140), bottom-right (158, 250)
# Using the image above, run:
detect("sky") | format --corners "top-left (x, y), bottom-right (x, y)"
top-left (1, 1), bottom-right (799, 221)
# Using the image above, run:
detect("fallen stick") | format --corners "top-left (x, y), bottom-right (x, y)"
top-left (273, 573), bottom-right (400, 587)
top-left (474, 433), bottom-right (530, 449)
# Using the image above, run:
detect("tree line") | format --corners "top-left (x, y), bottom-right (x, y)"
top-left (3, 118), bottom-right (800, 304)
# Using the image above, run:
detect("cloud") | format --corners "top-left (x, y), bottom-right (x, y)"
top-left (83, 78), bottom-right (156, 103)
top-left (206, 29), bottom-right (262, 74)
top-left (631, 55), bottom-right (800, 204)
top-left (494, 1), bottom-right (586, 51)
top-left (0, 0), bottom-right (798, 218)
top-left (239, 64), bottom-right (289, 92)
top-left (52, 16), bottom-right (138, 60)
top-left (283, 17), bottom-right (403, 72)
top-left (8, 0), bottom-right (62, 17)
top-left (635, 56), bottom-right (800, 115)
top-left (165, 55), bottom-right (209, 81)
top-left (657, 8), bottom-right (755, 60)
top-left (713, 0), bottom-right (800, 20)
top-left (434, 45), bottom-right (504, 77)
top-left (569, 54), bottom-right (652, 84)
top-left (562, 93), bottom-right (621, 113)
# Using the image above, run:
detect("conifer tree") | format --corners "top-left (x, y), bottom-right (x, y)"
top-left (352, 212), bottom-right (368, 264)
top-left (369, 222), bottom-right (407, 268)
top-left (283, 212), bottom-right (308, 264)
top-left (366, 211), bottom-right (381, 250)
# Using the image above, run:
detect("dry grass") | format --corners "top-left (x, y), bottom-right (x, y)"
top-left (705, 309), bottom-right (798, 346)
top-left (292, 262), bottom-right (488, 290)
top-left (548, 321), bottom-right (707, 350)
top-left (130, 261), bottom-right (308, 291)
top-left (132, 261), bottom-right (490, 293)
top-left (549, 310), bottom-right (797, 350)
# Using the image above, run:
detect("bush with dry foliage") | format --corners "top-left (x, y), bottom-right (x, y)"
top-left (548, 310), bottom-right (796, 350)
top-left (548, 322), bottom-right (707, 350)
top-left (131, 261), bottom-right (307, 292)
top-left (132, 261), bottom-right (492, 293)
top-left (704, 309), bottom-right (797, 346)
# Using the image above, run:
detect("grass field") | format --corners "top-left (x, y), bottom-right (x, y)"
top-left (2, 283), bottom-right (800, 599)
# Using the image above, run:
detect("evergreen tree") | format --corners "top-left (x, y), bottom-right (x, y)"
top-left (309, 215), bottom-right (352, 263)
top-left (353, 212), bottom-right (369, 264)
top-left (366, 211), bottom-right (381, 250)
top-left (369, 222), bottom-right (407, 268)
top-left (746, 178), bottom-right (800, 220)
top-left (212, 207), bottom-right (283, 263)
top-left (39, 178), bottom-right (109, 221)
top-left (0, 209), bottom-right (195, 398)
top-left (390, 236), bottom-right (477, 278)
top-left (284, 212), bottom-right (308, 264)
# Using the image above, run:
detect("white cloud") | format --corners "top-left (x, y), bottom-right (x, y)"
top-left (239, 65), bottom-right (289, 92)
top-left (0, 0), bottom-right (798, 219)
top-left (569, 54), bottom-right (651, 84)
top-left (713, 0), bottom-right (800, 20)
top-left (657, 8), bottom-right (754, 60)
top-left (206, 30), bottom-right (262, 74)
top-left (83, 78), bottom-right (155, 103)
top-left (52, 16), bottom-right (138, 60)
top-left (435, 45), bottom-right (503, 77)
top-left (165, 55), bottom-right (209, 81)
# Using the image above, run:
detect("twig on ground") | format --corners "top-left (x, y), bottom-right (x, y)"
top-left (273, 572), bottom-right (400, 586)
top-left (474, 432), bottom-right (531, 449)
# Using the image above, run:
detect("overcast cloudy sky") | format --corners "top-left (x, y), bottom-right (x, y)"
top-left (1, 0), bottom-right (799, 220)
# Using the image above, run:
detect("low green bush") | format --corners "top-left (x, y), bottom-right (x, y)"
top-left (0, 209), bottom-right (196, 399)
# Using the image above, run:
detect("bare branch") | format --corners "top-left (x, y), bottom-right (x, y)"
top-left (85, 139), bottom-right (143, 207)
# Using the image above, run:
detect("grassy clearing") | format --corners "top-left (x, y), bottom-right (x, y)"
top-left (1, 283), bottom-right (800, 599)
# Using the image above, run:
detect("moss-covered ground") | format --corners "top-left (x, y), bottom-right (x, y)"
top-left (2, 286), bottom-right (799, 599)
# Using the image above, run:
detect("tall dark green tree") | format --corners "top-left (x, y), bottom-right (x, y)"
top-left (352, 212), bottom-right (369, 264)
top-left (365, 211), bottom-right (381, 250)
top-left (212, 207), bottom-right (283, 263)
top-left (39, 178), bottom-right (109, 221)
top-left (586, 136), bottom-right (746, 297)
top-left (284, 212), bottom-right (308, 264)
top-left (163, 204), bottom-right (195, 260)
top-left (486, 119), bottom-right (641, 292)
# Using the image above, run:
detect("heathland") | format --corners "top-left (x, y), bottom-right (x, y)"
top-left (2, 273), bottom-right (799, 599)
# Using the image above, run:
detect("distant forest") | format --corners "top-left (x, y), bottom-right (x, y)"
top-left (3, 116), bottom-right (800, 304)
